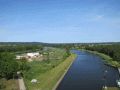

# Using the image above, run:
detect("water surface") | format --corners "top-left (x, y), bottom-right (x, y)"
top-left (57, 50), bottom-right (119, 90)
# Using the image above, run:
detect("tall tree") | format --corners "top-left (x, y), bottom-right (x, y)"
top-left (0, 52), bottom-right (19, 79)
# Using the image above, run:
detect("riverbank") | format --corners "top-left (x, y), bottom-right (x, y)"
top-left (83, 50), bottom-right (120, 68)
top-left (24, 53), bottom-right (76, 90)
top-left (52, 54), bottom-right (77, 90)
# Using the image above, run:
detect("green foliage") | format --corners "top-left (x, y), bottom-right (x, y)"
top-left (0, 52), bottom-right (19, 79)
top-left (25, 60), bottom-right (63, 80)
top-left (24, 54), bottom-right (76, 90)
top-left (24, 48), bottom-right (67, 80)
top-left (0, 44), bottom-right (43, 53)
top-left (85, 44), bottom-right (120, 62)
top-left (18, 59), bottom-right (30, 71)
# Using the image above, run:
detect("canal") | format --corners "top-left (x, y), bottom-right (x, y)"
top-left (57, 50), bottom-right (119, 90)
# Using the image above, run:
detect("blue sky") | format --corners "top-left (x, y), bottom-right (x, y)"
top-left (0, 0), bottom-right (120, 43)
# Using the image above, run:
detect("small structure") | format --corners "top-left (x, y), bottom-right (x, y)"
top-left (16, 52), bottom-right (43, 62)
top-left (31, 79), bottom-right (37, 83)
top-left (16, 55), bottom-right (25, 60)
top-left (27, 52), bottom-right (39, 58)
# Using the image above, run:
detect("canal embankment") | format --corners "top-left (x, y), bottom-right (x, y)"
top-left (52, 53), bottom-right (77, 90)
top-left (84, 50), bottom-right (120, 90)
top-left (83, 50), bottom-right (120, 68)
top-left (57, 50), bottom-right (119, 90)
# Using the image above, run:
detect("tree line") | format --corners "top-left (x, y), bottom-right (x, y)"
top-left (0, 44), bottom-right (43, 53)
top-left (85, 44), bottom-right (120, 62)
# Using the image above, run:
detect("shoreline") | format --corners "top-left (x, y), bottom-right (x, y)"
top-left (82, 49), bottom-right (120, 68)
top-left (52, 49), bottom-right (120, 90)
top-left (52, 54), bottom-right (77, 90)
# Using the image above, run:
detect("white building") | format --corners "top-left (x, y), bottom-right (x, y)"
top-left (16, 55), bottom-right (25, 59)
top-left (16, 52), bottom-right (42, 62)
top-left (27, 52), bottom-right (39, 58)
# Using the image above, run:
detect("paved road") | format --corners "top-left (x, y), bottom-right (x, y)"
top-left (18, 78), bottom-right (26, 90)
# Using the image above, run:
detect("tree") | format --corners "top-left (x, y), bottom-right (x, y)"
top-left (0, 52), bottom-right (19, 79)
top-left (85, 44), bottom-right (120, 62)
top-left (18, 58), bottom-right (30, 72)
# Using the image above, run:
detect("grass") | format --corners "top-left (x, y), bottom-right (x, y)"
top-left (24, 48), bottom-right (67, 80)
top-left (84, 50), bottom-right (120, 67)
top-left (43, 47), bottom-right (68, 61)
top-left (24, 47), bottom-right (76, 90)
top-left (24, 59), bottom-right (64, 80)
top-left (24, 54), bottom-right (76, 90)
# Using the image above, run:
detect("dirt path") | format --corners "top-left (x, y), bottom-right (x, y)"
top-left (18, 78), bottom-right (26, 90)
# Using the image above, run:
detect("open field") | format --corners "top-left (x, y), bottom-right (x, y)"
top-left (24, 54), bottom-right (76, 90)
top-left (23, 47), bottom-right (76, 90)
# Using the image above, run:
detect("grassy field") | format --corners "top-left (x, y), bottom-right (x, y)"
top-left (24, 48), bottom-right (67, 80)
top-left (84, 50), bottom-right (120, 67)
top-left (24, 47), bottom-right (76, 90)
top-left (24, 54), bottom-right (76, 90)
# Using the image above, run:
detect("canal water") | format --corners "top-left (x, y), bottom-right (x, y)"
top-left (57, 50), bottom-right (119, 90)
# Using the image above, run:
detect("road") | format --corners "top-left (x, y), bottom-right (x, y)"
top-left (18, 78), bottom-right (26, 90)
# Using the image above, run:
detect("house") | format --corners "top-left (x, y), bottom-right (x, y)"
top-left (16, 52), bottom-right (43, 62)
top-left (27, 52), bottom-right (39, 58)
top-left (16, 55), bottom-right (25, 60)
